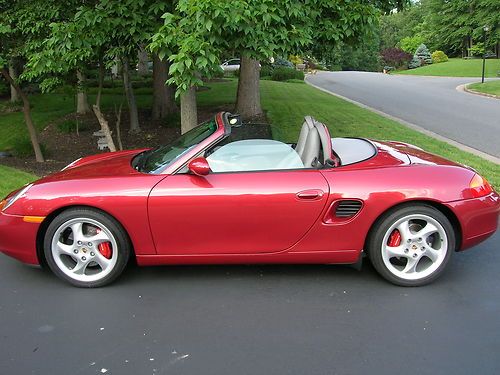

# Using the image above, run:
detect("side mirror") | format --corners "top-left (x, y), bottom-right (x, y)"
top-left (188, 157), bottom-right (211, 176)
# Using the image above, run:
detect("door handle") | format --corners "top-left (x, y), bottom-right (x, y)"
top-left (296, 189), bottom-right (324, 200)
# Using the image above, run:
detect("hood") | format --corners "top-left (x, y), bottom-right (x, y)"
top-left (36, 149), bottom-right (148, 184)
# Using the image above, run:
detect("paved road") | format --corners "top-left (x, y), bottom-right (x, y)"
top-left (307, 71), bottom-right (500, 159)
top-left (1, 231), bottom-right (499, 375)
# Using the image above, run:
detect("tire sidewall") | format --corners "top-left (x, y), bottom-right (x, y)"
top-left (368, 204), bottom-right (455, 287)
top-left (44, 208), bottom-right (130, 288)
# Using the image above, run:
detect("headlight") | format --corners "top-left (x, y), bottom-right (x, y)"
top-left (61, 157), bottom-right (82, 171)
top-left (1, 183), bottom-right (33, 212)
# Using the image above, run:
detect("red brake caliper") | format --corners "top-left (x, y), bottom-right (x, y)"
top-left (388, 229), bottom-right (401, 247)
top-left (98, 242), bottom-right (112, 259)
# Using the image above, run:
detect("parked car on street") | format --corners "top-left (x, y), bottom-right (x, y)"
top-left (220, 58), bottom-right (240, 72)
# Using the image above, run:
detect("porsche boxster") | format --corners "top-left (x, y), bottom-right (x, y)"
top-left (1, 112), bottom-right (498, 287)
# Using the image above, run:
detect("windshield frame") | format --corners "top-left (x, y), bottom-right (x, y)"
top-left (139, 112), bottom-right (229, 175)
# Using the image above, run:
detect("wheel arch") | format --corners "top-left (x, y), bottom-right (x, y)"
top-left (36, 204), bottom-right (135, 267)
top-left (364, 199), bottom-right (462, 254)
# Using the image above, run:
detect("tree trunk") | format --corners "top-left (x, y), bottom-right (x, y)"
top-left (76, 70), bottom-right (90, 114)
top-left (96, 56), bottom-right (105, 110)
top-left (1, 68), bottom-right (44, 162)
top-left (152, 54), bottom-right (178, 120)
top-left (8, 62), bottom-right (19, 102)
top-left (92, 105), bottom-right (117, 152)
top-left (122, 57), bottom-right (141, 133)
top-left (180, 86), bottom-right (197, 134)
top-left (235, 55), bottom-right (262, 119)
top-left (137, 45), bottom-right (149, 76)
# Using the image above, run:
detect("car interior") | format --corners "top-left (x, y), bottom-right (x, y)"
top-left (198, 114), bottom-right (377, 174)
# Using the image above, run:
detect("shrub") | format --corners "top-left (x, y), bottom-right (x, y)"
top-left (273, 57), bottom-right (294, 69)
top-left (469, 43), bottom-right (485, 57)
top-left (259, 65), bottom-right (274, 78)
top-left (10, 138), bottom-right (47, 158)
top-left (414, 44), bottom-right (432, 65)
top-left (57, 119), bottom-right (88, 133)
top-left (288, 55), bottom-right (303, 66)
top-left (380, 48), bottom-right (412, 68)
top-left (408, 56), bottom-right (422, 69)
top-left (399, 36), bottom-right (425, 54)
top-left (431, 50), bottom-right (448, 63)
top-left (271, 67), bottom-right (304, 81)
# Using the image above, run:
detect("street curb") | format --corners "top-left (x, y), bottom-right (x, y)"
top-left (305, 76), bottom-right (500, 165)
top-left (458, 83), bottom-right (500, 100)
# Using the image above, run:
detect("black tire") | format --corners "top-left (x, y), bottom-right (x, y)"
top-left (43, 208), bottom-right (131, 287)
top-left (367, 204), bottom-right (455, 287)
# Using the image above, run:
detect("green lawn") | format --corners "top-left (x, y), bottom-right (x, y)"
top-left (0, 165), bottom-right (36, 198)
top-left (397, 58), bottom-right (500, 77)
top-left (467, 80), bottom-right (500, 97)
top-left (1, 79), bottom-right (499, 198)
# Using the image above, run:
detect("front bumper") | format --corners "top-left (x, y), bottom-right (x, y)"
top-left (446, 192), bottom-right (499, 251)
top-left (0, 212), bottom-right (41, 265)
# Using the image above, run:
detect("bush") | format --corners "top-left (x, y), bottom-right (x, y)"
top-left (259, 65), bottom-right (274, 78)
top-left (380, 48), bottom-right (412, 68)
top-left (399, 36), bottom-right (425, 54)
top-left (431, 50), bottom-right (448, 63)
top-left (408, 56), bottom-right (422, 69)
top-left (271, 67), bottom-right (304, 81)
top-left (289, 55), bottom-right (303, 66)
top-left (57, 119), bottom-right (89, 134)
top-left (0, 79), bottom-right (9, 96)
top-left (10, 138), bottom-right (47, 158)
top-left (469, 43), bottom-right (485, 57)
top-left (414, 44), bottom-right (432, 65)
top-left (273, 57), bottom-right (294, 69)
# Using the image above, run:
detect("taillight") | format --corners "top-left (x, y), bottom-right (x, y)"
top-left (468, 174), bottom-right (493, 198)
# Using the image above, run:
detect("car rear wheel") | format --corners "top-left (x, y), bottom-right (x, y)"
top-left (44, 208), bottom-right (130, 287)
top-left (367, 204), bottom-right (454, 286)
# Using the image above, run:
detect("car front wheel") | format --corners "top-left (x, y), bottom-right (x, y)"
top-left (367, 204), bottom-right (455, 286)
top-left (44, 208), bottom-right (130, 287)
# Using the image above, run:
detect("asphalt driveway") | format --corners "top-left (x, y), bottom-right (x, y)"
top-left (306, 71), bottom-right (500, 159)
top-left (1, 231), bottom-right (499, 375)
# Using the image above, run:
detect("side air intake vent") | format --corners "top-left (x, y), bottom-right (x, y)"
top-left (335, 200), bottom-right (362, 218)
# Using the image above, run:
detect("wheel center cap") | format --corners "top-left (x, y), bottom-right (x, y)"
top-left (411, 244), bottom-right (418, 250)
top-left (82, 248), bottom-right (87, 253)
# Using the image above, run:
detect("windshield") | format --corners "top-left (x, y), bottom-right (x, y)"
top-left (139, 118), bottom-right (218, 173)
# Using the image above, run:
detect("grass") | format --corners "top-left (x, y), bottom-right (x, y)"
top-left (0, 87), bottom-right (153, 155)
top-left (467, 80), bottom-right (500, 97)
top-left (397, 58), bottom-right (500, 77)
top-left (0, 165), bottom-right (36, 198)
top-left (1, 78), bottom-right (498, 194)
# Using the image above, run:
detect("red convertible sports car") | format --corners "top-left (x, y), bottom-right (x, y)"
top-left (1, 112), bottom-right (498, 287)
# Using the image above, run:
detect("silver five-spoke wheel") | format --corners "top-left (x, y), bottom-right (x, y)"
top-left (368, 204), bottom-right (454, 286)
top-left (44, 208), bottom-right (130, 287)
top-left (51, 218), bottom-right (118, 283)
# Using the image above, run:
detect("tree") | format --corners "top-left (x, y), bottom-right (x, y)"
top-left (152, 54), bottom-right (177, 120)
top-left (152, 0), bottom-right (380, 130)
top-left (414, 43), bottom-right (432, 64)
top-left (0, 0), bottom-right (73, 162)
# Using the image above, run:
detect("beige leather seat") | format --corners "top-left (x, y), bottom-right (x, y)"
top-left (295, 116), bottom-right (321, 167)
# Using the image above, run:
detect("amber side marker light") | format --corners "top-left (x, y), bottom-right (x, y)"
top-left (469, 174), bottom-right (493, 198)
top-left (0, 199), bottom-right (6, 211)
top-left (23, 216), bottom-right (45, 223)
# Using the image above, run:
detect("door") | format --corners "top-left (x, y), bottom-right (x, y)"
top-left (148, 170), bottom-right (329, 255)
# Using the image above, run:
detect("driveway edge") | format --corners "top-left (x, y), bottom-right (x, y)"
top-left (305, 77), bottom-right (500, 165)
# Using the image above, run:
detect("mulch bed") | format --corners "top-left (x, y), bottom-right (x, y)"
top-left (0, 105), bottom-right (271, 177)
